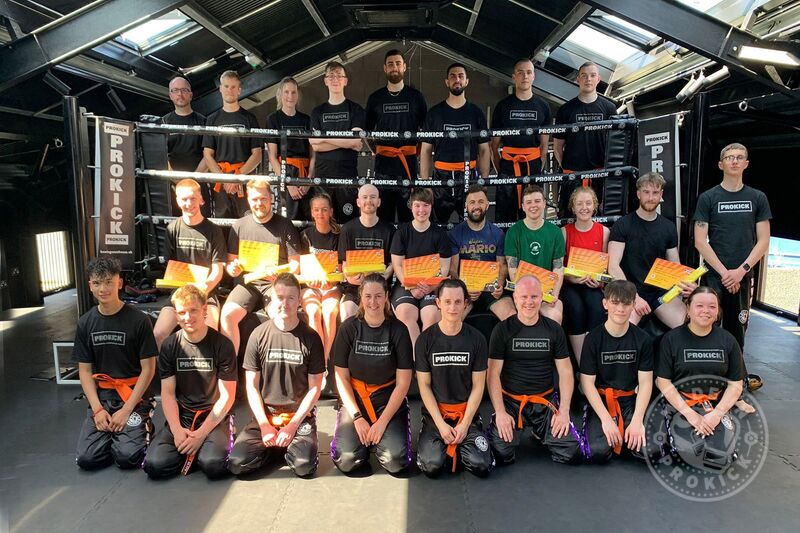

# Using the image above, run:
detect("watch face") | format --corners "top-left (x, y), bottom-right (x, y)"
top-left (743, 263), bottom-right (751, 272)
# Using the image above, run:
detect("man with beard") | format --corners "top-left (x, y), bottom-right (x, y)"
top-left (366, 49), bottom-right (427, 223)
top-left (161, 76), bottom-right (211, 217)
top-left (219, 179), bottom-right (304, 354)
top-left (608, 172), bottom-right (695, 328)
top-left (491, 59), bottom-right (552, 223)
top-left (202, 70), bottom-right (262, 218)
top-left (420, 63), bottom-right (491, 223)
top-left (448, 185), bottom-right (515, 320)
top-left (338, 184), bottom-right (395, 320)
top-left (310, 61), bottom-right (367, 223)
top-left (553, 61), bottom-right (617, 216)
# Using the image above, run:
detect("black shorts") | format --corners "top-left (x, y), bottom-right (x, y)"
top-left (342, 284), bottom-right (360, 304)
top-left (226, 283), bottom-right (271, 313)
top-left (638, 287), bottom-right (663, 312)
top-left (468, 291), bottom-right (507, 314)
top-left (391, 282), bottom-right (437, 310)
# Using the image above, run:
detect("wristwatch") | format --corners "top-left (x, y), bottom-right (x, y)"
top-left (352, 412), bottom-right (363, 421)
top-left (742, 262), bottom-right (752, 272)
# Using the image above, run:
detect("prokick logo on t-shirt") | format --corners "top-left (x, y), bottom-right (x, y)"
top-left (683, 349), bottom-right (725, 363)
top-left (576, 113), bottom-right (604, 122)
top-left (444, 123), bottom-right (470, 132)
top-left (178, 358), bottom-right (213, 371)
top-left (92, 331), bottom-right (125, 346)
top-left (323, 112), bottom-right (349, 123)
top-left (510, 110), bottom-right (538, 120)
top-left (602, 350), bottom-right (637, 364)
top-left (383, 103), bottom-right (409, 114)
top-left (717, 201), bottom-right (752, 213)
top-left (177, 237), bottom-right (208, 251)
top-left (355, 238), bottom-right (383, 249)
top-left (267, 349), bottom-right (304, 364)
top-left (432, 352), bottom-right (469, 366)
top-left (354, 340), bottom-right (390, 357)
top-left (512, 338), bottom-right (550, 351)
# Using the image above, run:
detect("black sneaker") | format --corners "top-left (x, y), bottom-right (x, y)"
top-left (746, 374), bottom-right (763, 393)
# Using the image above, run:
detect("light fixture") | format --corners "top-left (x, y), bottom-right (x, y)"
top-left (737, 45), bottom-right (800, 67)
top-left (244, 54), bottom-right (265, 69)
top-left (43, 71), bottom-right (71, 95)
top-left (106, 87), bottom-right (126, 113)
top-left (701, 66), bottom-right (730, 87)
top-left (625, 100), bottom-right (635, 116)
top-left (676, 72), bottom-right (705, 102)
top-left (180, 58), bottom-right (217, 76)
top-left (616, 102), bottom-right (627, 114)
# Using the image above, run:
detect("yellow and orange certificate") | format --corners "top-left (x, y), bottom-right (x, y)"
top-left (297, 251), bottom-right (343, 283)
top-left (155, 260), bottom-right (209, 290)
top-left (459, 259), bottom-right (499, 292)
top-left (564, 247), bottom-right (613, 283)
top-left (403, 254), bottom-right (448, 289)
top-left (508, 261), bottom-right (557, 303)
top-left (343, 249), bottom-right (385, 275)
top-left (645, 258), bottom-right (708, 303)
top-left (237, 240), bottom-right (280, 272)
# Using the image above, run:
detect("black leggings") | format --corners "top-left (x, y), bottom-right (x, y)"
top-left (561, 283), bottom-right (605, 335)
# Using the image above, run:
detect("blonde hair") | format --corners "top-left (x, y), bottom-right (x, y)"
top-left (175, 178), bottom-right (201, 193)
top-left (246, 178), bottom-right (273, 193)
top-left (720, 143), bottom-right (748, 161)
top-left (171, 284), bottom-right (206, 307)
top-left (276, 77), bottom-right (300, 111)
top-left (568, 186), bottom-right (599, 215)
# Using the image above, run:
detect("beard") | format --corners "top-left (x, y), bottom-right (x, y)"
top-left (449, 86), bottom-right (465, 97)
top-left (386, 72), bottom-right (403, 84)
top-left (640, 201), bottom-right (659, 213)
top-left (467, 208), bottom-right (486, 223)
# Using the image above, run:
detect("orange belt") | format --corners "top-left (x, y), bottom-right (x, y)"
top-left (434, 160), bottom-right (476, 172)
top-left (93, 374), bottom-right (138, 403)
top-left (502, 388), bottom-right (557, 430)
top-left (597, 387), bottom-right (636, 455)
top-left (438, 401), bottom-right (468, 472)
top-left (181, 405), bottom-right (212, 475)
top-left (376, 145), bottom-right (417, 180)
top-left (350, 377), bottom-right (396, 424)
top-left (680, 391), bottom-right (720, 412)
top-left (502, 146), bottom-right (542, 208)
top-left (213, 161), bottom-right (245, 196)
top-left (281, 157), bottom-right (310, 178)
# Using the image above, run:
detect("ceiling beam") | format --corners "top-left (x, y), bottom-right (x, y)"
top-left (301, 0), bottom-right (331, 38)
top-left (466, 0), bottom-right (484, 36)
top-left (0, 0), bottom-right (185, 92)
top-left (533, 3), bottom-right (592, 62)
top-left (181, 2), bottom-right (265, 66)
top-left (582, 0), bottom-right (800, 99)
top-left (0, 110), bottom-right (63, 142)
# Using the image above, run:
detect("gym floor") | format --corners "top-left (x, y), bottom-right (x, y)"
top-left (1, 290), bottom-right (798, 533)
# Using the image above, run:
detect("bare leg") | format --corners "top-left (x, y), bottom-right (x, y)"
top-left (568, 333), bottom-right (587, 366)
top-left (153, 307), bottom-right (178, 351)
top-left (220, 303), bottom-right (247, 354)
top-left (320, 290), bottom-right (341, 361)
top-left (395, 303), bottom-right (420, 358)
top-left (491, 297), bottom-right (516, 321)
top-left (205, 303), bottom-right (220, 330)
top-left (540, 300), bottom-right (564, 324)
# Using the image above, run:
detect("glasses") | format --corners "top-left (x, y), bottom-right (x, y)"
top-left (325, 74), bottom-right (347, 80)
top-left (169, 88), bottom-right (191, 94)
top-left (722, 155), bottom-right (746, 162)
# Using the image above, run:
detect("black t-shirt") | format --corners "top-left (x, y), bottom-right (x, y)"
top-left (579, 324), bottom-right (654, 391)
top-left (489, 315), bottom-right (569, 395)
top-left (338, 217), bottom-right (395, 264)
top-left (202, 108), bottom-right (262, 164)
top-left (491, 94), bottom-right (551, 149)
top-left (693, 184), bottom-right (772, 270)
top-left (415, 323), bottom-right (488, 405)
top-left (656, 325), bottom-right (745, 392)
top-left (333, 316), bottom-right (413, 406)
top-left (228, 214), bottom-right (304, 290)
top-left (73, 305), bottom-right (157, 389)
top-left (165, 217), bottom-right (226, 268)
top-left (158, 328), bottom-right (238, 411)
top-left (609, 212), bottom-right (678, 291)
top-left (161, 111), bottom-right (206, 171)
top-left (366, 86), bottom-right (427, 176)
top-left (265, 109), bottom-right (311, 159)
top-left (242, 320), bottom-right (325, 411)
top-left (310, 99), bottom-right (366, 177)
top-left (302, 226), bottom-right (339, 254)
top-left (390, 222), bottom-right (453, 259)
top-left (554, 96), bottom-right (617, 171)
top-left (424, 101), bottom-right (489, 164)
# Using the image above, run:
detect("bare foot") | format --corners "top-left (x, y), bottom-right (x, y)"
top-left (736, 399), bottom-right (756, 414)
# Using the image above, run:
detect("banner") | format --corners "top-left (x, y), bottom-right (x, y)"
top-left (97, 118), bottom-right (136, 268)
top-left (637, 115), bottom-right (679, 222)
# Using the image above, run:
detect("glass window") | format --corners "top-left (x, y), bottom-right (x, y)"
top-left (761, 237), bottom-right (800, 314)
top-left (119, 10), bottom-right (192, 51)
top-left (676, 0), bottom-right (726, 12)
top-left (564, 25), bottom-right (640, 63)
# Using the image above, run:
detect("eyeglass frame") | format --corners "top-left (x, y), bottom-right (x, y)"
top-left (169, 88), bottom-right (192, 94)
top-left (721, 154), bottom-right (747, 162)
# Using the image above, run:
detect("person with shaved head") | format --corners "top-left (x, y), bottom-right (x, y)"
top-left (338, 184), bottom-right (396, 320)
top-left (486, 275), bottom-right (582, 465)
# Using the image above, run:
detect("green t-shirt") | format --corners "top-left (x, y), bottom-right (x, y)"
top-left (504, 220), bottom-right (565, 270)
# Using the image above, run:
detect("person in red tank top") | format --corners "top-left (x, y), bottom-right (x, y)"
top-left (560, 188), bottom-right (610, 362)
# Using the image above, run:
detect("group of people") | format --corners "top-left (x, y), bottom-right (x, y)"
top-left (74, 128), bottom-right (770, 478)
top-left (162, 50), bottom-right (617, 223)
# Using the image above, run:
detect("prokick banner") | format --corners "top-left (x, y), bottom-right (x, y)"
top-left (637, 115), bottom-right (679, 221)
top-left (97, 118), bottom-right (136, 268)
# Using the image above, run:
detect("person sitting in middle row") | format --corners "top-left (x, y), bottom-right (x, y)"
top-left (331, 274), bottom-right (414, 475)
top-left (391, 188), bottom-right (452, 353)
top-left (300, 192), bottom-right (341, 361)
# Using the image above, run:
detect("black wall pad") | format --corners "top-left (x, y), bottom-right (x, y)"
top-left (603, 115), bottom-right (638, 215)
